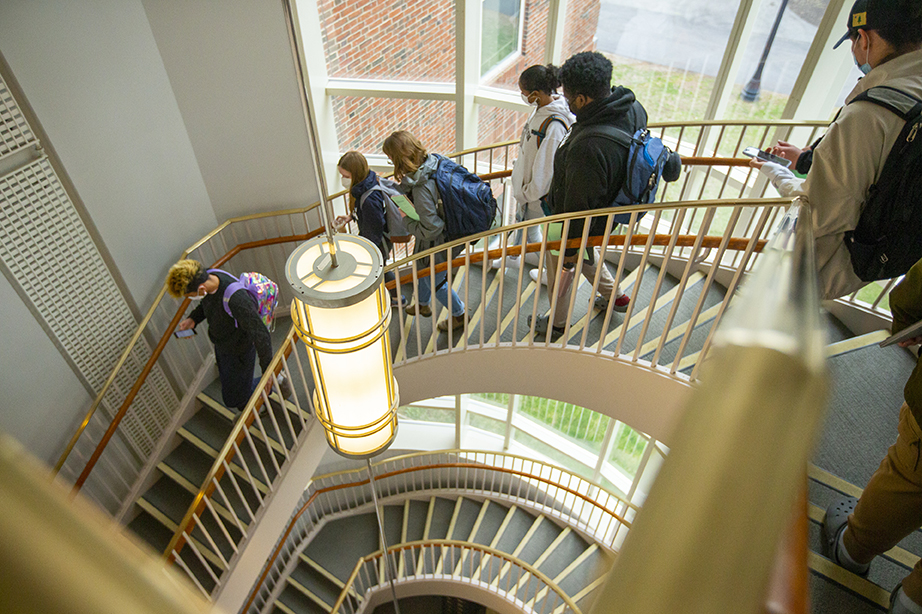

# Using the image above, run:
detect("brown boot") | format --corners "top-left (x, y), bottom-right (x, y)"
top-left (405, 303), bottom-right (432, 317)
top-left (437, 313), bottom-right (466, 332)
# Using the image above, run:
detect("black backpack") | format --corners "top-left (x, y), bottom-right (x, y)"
top-left (431, 154), bottom-right (498, 241)
top-left (844, 86), bottom-right (922, 282)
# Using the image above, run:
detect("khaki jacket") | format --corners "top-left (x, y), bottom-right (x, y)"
top-left (775, 49), bottom-right (922, 299)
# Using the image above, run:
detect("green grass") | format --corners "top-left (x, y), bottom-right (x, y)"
top-left (481, 13), bottom-right (518, 75)
top-left (470, 392), bottom-right (648, 477)
top-left (607, 54), bottom-right (789, 125)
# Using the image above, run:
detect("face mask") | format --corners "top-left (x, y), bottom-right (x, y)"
top-left (341, 176), bottom-right (351, 189)
top-left (853, 34), bottom-right (872, 75)
top-left (520, 93), bottom-right (536, 106)
top-left (188, 292), bottom-right (206, 301)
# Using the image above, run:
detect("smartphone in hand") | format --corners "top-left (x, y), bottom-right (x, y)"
top-left (174, 329), bottom-right (196, 339)
top-left (742, 146), bottom-right (792, 168)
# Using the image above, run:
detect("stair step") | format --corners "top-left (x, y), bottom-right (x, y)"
top-left (304, 513), bottom-right (380, 582)
top-left (278, 582), bottom-right (329, 614)
top-left (290, 558), bottom-right (341, 609)
top-left (126, 509), bottom-right (219, 594)
top-left (158, 441), bottom-right (256, 527)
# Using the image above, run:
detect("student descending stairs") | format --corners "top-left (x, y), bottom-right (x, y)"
top-left (125, 324), bottom-right (309, 594)
top-left (117, 245), bottom-right (922, 611)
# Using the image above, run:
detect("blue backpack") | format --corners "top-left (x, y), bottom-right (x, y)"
top-left (571, 123), bottom-right (677, 224)
top-left (432, 154), bottom-right (499, 241)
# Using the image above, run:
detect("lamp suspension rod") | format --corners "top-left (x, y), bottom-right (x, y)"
top-left (367, 459), bottom-right (402, 614)
top-left (282, 0), bottom-right (338, 266)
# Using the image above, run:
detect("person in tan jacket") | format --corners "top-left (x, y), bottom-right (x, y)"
top-left (752, 0), bottom-right (922, 300)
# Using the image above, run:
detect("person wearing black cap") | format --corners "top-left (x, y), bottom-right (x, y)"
top-left (751, 0), bottom-right (922, 301)
top-left (167, 259), bottom-right (274, 413)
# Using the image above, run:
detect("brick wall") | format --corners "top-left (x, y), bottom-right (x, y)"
top-left (318, 0), bottom-right (599, 155)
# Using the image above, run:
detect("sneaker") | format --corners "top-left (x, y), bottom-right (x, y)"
top-left (889, 584), bottom-right (922, 614)
top-left (529, 268), bottom-right (549, 285)
top-left (523, 251), bottom-right (541, 267)
top-left (613, 294), bottom-right (631, 313)
top-left (437, 313), bottom-right (466, 332)
top-left (528, 314), bottom-right (565, 337)
top-left (490, 255), bottom-right (521, 270)
top-left (405, 303), bottom-right (432, 317)
top-left (822, 497), bottom-right (870, 575)
top-left (277, 374), bottom-right (293, 400)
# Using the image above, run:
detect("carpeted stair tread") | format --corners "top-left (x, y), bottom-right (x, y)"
top-left (425, 497), bottom-right (459, 540)
top-left (404, 499), bottom-right (429, 542)
top-left (468, 500), bottom-right (509, 545)
top-left (304, 513), bottom-right (380, 581)
top-left (556, 548), bottom-right (613, 598)
top-left (492, 507), bottom-right (539, 554)
top-left (278, 582), bottom-right (327, 614)
top-left (290, 560), bottom-right (340, 608)
top-left (535, 531), bottom-right (592, 581)
top-left (515, 518), bottom-right (563, 565)
top-left (448, 498), bottom-right (482, 541)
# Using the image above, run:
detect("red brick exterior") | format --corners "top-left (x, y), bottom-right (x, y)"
top-left (318, 0), bottom-right (599, 155)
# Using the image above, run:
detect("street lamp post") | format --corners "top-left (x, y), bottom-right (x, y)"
top-left (741, 0), bottom-right (789, 102)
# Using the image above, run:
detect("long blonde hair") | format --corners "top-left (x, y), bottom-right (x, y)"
top-left (382, 131), bottom-right (427, 181)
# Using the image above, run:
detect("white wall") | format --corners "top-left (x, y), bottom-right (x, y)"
top-left (0, 0), bottom-right (218, 311)
top-left (0, 0), bottom-right (319, 466)
top-left (141, 0), bottom-right (320, 222)
top-left (0, 276), bottom-right (92, 465)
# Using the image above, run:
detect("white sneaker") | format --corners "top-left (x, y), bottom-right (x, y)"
top-left (529, 269), bottom-right (549, 285)
top-left (489, 255), bottom-right (521, 270)
top-left (523, 251), bottom-right (541, 267)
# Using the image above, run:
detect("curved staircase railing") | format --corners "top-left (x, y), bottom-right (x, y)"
top-left (331, 540), bottom-right (582, 614)
top-left (45, 120), bottom-right (898, 609)
top-left (243, 450), bottom-right (635, 612)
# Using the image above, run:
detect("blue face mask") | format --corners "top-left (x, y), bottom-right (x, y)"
top-left (855, 56), bottom-right (872, 75)
top-left (853, 34), bottom-right (872, 75)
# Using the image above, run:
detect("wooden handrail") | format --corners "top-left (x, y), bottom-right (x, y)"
top-left (241, 457), bottom-right (629, 612)
top-left (385, 233), bottom-right (767, 290)
top-left (330, 539), bottom-right (583, 614)
top-left (164, 333), bottom-right (297, 562)
top-left (70, 230), bottom-right (324, 494)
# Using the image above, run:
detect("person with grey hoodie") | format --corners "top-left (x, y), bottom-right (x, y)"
top-left (491, 64), bottom-right (575, 271)
top-left (383, 130), bottom-right (467, 332)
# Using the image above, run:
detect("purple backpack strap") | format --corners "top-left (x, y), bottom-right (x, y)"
top-left (208, 269), bottom-right (244, 323)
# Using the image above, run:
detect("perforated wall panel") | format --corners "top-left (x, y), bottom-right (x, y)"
top-left (0, 75), bottom-right (177, 485)
top-left (0, 74), bottom-right (37, 159)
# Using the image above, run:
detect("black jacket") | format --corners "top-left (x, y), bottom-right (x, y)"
top-left (351, 170), bottom-right (390, 260)
top-left (547, 86), bottom-right (648, 244)
top-left (189, 271), bottom-right (274, 372)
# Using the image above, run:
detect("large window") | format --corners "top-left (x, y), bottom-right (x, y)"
top-left (481, 0), bottom-right (525, 76)
top-left (398, 393), bottom-right (667, 500)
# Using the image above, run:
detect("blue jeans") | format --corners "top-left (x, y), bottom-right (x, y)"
top-left (416, 246), bottom-right (465, 317)
top-left (418, 273), bottom-right (465, 316)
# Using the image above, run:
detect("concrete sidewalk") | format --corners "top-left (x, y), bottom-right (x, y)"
top-left (596, 0), bottom-right (823, 95)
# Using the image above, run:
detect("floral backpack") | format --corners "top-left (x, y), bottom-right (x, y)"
top-left (208, 269), bottom-right (279, 332)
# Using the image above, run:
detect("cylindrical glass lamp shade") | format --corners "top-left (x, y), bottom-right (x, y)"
top-left (287, 235), bottom-right (398, 458)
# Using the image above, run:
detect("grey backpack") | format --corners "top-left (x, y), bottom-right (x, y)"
top-left (358, 177), bottom-right (411, 240)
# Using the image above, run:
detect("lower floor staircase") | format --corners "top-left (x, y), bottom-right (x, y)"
top-left (270, 495), bottom-right (612, 614)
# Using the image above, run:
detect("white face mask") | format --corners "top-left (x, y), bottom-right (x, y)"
top-left (187, 293), bottom-right (205, 301)
top-left (520, 93), bottom-right (537, 107)
top-left (341, 176), bottom-right (351, 189)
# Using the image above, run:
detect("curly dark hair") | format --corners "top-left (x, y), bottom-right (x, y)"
top-left (558, 52), bottom-right (612, 101)
top-left (519, 64), bottom-right (561, 95)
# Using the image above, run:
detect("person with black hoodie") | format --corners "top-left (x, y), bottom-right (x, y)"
top-left (528, 51), bottom-right (641, 337)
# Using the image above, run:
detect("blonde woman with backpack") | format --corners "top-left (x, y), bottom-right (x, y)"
top-left (491, 64), bottom-right (575, 272)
